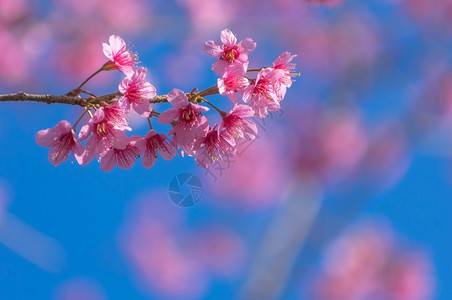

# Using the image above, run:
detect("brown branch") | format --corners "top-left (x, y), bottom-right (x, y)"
top-left (0, 92), bottom-right (84, 105)
top-left (0, 92), bottom-right (169, 106)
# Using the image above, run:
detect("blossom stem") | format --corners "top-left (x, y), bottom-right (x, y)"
top-left (93, 92), bottom-right (122, 102)
top-left (247, 68), bottom-right (263, 72)
top-left (201, 97), bottom-right (226, 117)
top-left (197, 85), bottom-right (220, 97)
top-left (73, 109), bottom-right (88, 130)
top-left (76, 67), bottom-right (104, 90)
top-left (81, 90), bottom-right (97, 97)
top-left (147, 117), bottom-right (153, 130)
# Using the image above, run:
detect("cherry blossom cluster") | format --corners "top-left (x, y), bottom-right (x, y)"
top-left (35, 29), bottom-right (297, 172)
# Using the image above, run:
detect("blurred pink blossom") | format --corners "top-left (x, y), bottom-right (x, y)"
top-left (53, 278), bottom-right (107, 300)
top-left (207, 132), bottom-right (288, 208)
top-left (54, 0), bottom-right (149, 32)
top-left (0, 28), bottom-right (31, 84)
top-left (293, 12), bottom-right (380, 80)
top-left (402, 0), bottom-right (452, 28)
top-left (51, 33), bottom-right (108, 81)
top-left (289, 104), bottom-right (368, 185)
top-left (120, 194), bottom-right (246, 299)
top-left (305, 0), bottom-right (344, 6)
top-left (359, 120), bottom-right (411, 191)
top-left (311, 220), bottom-right (435, 300)
top-left (177, 0), bottom-right (238, 34)
top-left (0, 0), bottom-right (29, 25)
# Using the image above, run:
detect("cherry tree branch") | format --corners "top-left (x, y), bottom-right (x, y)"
top-left (0, 92), bottom-right (169, 106)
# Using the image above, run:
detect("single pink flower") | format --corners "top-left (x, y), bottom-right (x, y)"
top-left (35, 120), bottom-right (85, 166)
top-left (158, 89), bottom-right (209, 152)
top-left (194, 126), bottom-right (236, 168)
top-left (118, 67), bottom-right (156, 117)
top-left (219, 105), bottom-right (258, 143)
top-left (102, 34), bottom-right (137, 76)
top-left (243, 68), bottom-right (286, 117)
top-left (100, 135), bottom-right (142, 172)
top-left (217, 63), bottom-right (249, 104)
top-left (79, 103), bottom-right (130, 163)
top-left (273, 51), bottom-right (298, 89)
top-left (204, 28), bottom-right (256, 75)
top-left (135, 130), bottom-right (176, 169)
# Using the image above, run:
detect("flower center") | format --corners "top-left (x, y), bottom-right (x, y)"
top-left (221, 46), bottom-right (239, 63)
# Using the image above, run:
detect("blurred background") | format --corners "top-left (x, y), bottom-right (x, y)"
top-left (0, 0), bottom-right (451, 299)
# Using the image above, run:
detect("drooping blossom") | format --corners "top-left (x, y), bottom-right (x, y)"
top-left (79, 103), bottom-right (130, 163)
top-left (102, 34), bottom-right (137, 76)
top-left (243, 68), bottom-right (286, 117)
top-left (204, 28), bottom-right (256, 75)
top-left (35, 120), bottom-right (85, 166)
top-left (118, 67), bottom-right (156, 117)
top-left (219, 104), bottom-right (258, 143)
top-left (158, 88), bottom-right (209, 153)
top-left (135, 130), bottom-right (176, 169)
top-left (217, 63), bottom-right (249, 104)
top-left (194, 126), bottom-right (236, 168)
top-left (100, 135), bottom-right (141, 172)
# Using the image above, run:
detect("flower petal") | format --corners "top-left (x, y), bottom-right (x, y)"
top-left (220, 29), bottom-right (237, 47)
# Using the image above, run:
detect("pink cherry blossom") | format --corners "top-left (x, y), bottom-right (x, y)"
top-left (118, 67), bottom-right (156, 117)
top-left (204, 28), bottom-right (256, 75)
top-left (273, 51), bottom-right (298, 90)
top-left (102, 34), bottom-right (137, 76)
top-left (243, 68), bottom-right (286, 117)
top-left (100, 135), bottom-right (142, 172)
top-left (219, 104), bottom-right (258, 143)
top-left (194, 126), bottom-right (236, 168)
top-left (79, 103), bottom-right (130, 163)
top-left (158, 88), bottom-right (209, 152)
top-left (217, 63), bottom-right (250, 104)
top-left (36, 120), bottom-right (85, 166)
top-left (135, 130), bottom-right (176, 169)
